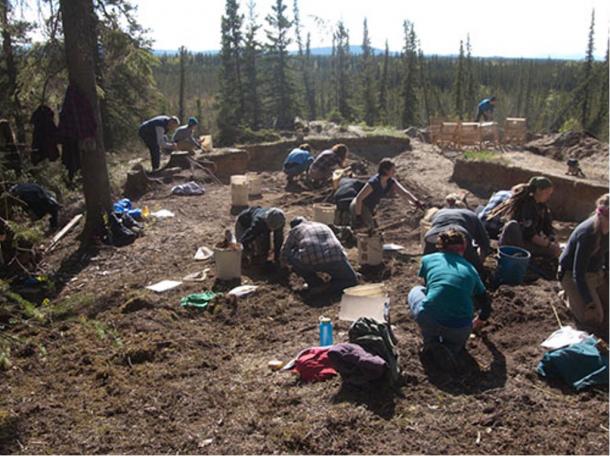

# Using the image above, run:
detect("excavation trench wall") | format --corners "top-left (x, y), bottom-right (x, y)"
top-left (451, 159), bottom-right (608, 222)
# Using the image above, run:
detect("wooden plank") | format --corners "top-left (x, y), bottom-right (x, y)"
top-left (47, 214), bottom-right (83, 251)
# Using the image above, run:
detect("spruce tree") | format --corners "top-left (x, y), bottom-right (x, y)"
top-left (265, 0), bottom-right (296, 129)
top-left (378, 39), bottom-right (390, 124)
top-left (243, 0), bottom-right (261, 130)
top-left (217, 0), bottom-right (244, 144)
top-left (361, 18), bottom-right (377, 125)
top-left (581, 8), bottom-right (595, 129)
top-left (304, 33), bottom-right (316, 119)
top-left (454, 39), bottom-right (465, 119)
top-left (178, 45), bottom-right (187, 121)
top-left (465, 34), bottom-right (476, 118)
top-left (334, 21), bottom-right (353, 121)
top-left (401, 20), bottom-right (419, 127)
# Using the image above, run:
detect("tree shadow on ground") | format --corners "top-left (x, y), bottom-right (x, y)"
top-left (51, 243), bottom-right (99, 297)
top-left (0, 412), bottom-right (20, 454)
top-left (331, 380), bottom-right (400, 420)
top-left (422, 334), bottom-right (507, 395)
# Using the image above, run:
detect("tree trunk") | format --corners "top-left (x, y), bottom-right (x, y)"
top-left (59, 0), bottom-right (112, 240)
top-left (178, 46), bottom-right (186, 121)
top-left (93, 13), bottom-right (113, 150)
top-left (0, 0), bottom-right (26, 143)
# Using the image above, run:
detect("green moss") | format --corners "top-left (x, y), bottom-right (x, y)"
top-left (463, 149), bottom-right (508, 164)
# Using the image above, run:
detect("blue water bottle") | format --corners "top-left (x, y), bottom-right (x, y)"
top-left (319, 316), bottom-right (333, 346)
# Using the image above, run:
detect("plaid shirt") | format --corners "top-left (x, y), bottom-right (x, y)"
top-left (281, 221), bottom-right (346, 265)
top-left (309, 150), bottom-right (341, 180)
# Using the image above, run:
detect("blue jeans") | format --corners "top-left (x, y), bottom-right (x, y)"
top-left (288, 255), bottom-right (358, 294)
top-left (408, 286), bottom-right (472, 353)
top-left (284, 158), bottom-right (313, 177)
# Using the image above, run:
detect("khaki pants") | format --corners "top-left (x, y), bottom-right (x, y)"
top-left (349, 199), bottom-right (375, 230)
top-left (561, 271), bottom-right (609, 326)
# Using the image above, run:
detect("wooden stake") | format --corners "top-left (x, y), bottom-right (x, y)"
top-left (46, 213), bottom-right (83, 252)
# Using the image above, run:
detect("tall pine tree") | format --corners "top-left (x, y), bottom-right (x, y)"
top-left (265, 0), bottom-right (296, 129)
top-left (217, 0), bottom-right (244, 144)
top-left (401, 20), bottom-right (419, 127)
top-left (334, 21), bottom-right (353, 121)
top-left (378, 39), bottom-right (390, 124)
top-left (465, 34), bottom-right (476, 118)
top-left (361, 18), bottom-right (377, 125)
top-left (580, 8), bottom-right (595, 129)
top-left (454, 39), bottom-right (465, 119)
top-left (243, 0), bottom-right (261, 130)
top-left (304, 33), bottom-right (316, 119)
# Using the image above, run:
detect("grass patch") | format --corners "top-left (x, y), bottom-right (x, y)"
top-left (463, 149), bottom-right (508, 164)
top-left (361, 125), bottom-right (407, 138)
top-left (80, 317), bottom-right (123, 348)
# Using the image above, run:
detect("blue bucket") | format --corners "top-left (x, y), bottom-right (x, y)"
top-left (495, 245), bottom-right (531, 285)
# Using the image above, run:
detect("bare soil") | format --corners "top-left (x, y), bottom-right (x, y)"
top-left (0, 142), bottom-right (608, 454)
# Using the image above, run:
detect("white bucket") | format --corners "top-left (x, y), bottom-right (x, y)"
top-left (339, 283), bottom-right (389, 322)
top-left (357, 233), bottom-right (383, 266)
top-left (247, 174), bottom-right (262, 196)
top-left (313, 203), bottom-right (336, 225)
top-left (214, 244), bottom-right (243, 280)
top-left (231, 175), bottom-right (249, 206)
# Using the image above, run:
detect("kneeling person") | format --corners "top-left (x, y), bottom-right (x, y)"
top-left (281, 217), bottom-right (358, 295)
top-left (409, 229), bottom-right (492, 358)
top-left (235, 207), bottom-right (285, 264)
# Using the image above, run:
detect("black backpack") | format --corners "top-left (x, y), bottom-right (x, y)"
top-left (348, 317), bottom-right (401, 387)
top-left (106, 212), bottom-right (140, 247)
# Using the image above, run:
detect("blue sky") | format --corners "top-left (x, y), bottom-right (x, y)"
top-left (24, 0), bottom-right (610, 59)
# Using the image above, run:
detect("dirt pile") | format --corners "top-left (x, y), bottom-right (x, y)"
top-left (525, 131), bottom-right (609, 162)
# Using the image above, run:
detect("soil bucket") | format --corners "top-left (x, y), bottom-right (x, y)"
top-left (231, 175), bottom-right (249, 206)
top-left (495, 245), bottom-right (531, 285)
top-left (313, 203), bottom-right (336, 225)
top-left (214, 244), bottom-right (243, 280)
top-left (339, 283), bottom-right (389, 322)
top-left (357, 233), bottom-right (383, 266)
top-left (247, 174), bottom-right (262, 196)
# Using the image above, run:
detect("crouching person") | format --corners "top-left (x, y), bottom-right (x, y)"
top-left (559, 194), bottom-right (609, 329)
top-left (235, 207), bottom-right (285, 265)
top-left (281, 217), bottom-right (358, 296)
top-left (408, 229), bottom-right (492, 367)
top-left (283, 143), bottom-right (313, 184)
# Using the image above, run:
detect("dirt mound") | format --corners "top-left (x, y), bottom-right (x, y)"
top-left (525, 131), bottom-right (609, 162)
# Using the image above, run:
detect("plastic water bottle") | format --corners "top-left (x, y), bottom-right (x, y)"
top-left (319, 316), bottom-right (333, 346)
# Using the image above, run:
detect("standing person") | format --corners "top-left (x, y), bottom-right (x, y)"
top-left (173, 117), bottom-right (201, 152)
top-left (308, 143), bottom-right (348, 185)
top-left (423, 207), bottom-right (490, 273)
top-left (475, 96), bottom-right (497, 122)
top-left (489, 176), bottom-right (560, 258)
top-left (235, 206), bottom-right (285, 264)
top-left (281, 217), bottom-right (358, 295)
top-left (138, 115), bottom-right (179, 170)
top-left (283, 143), bottom-right (313, 184)
top-left (559, 194), bottom-right (609, 328)
top-left (351, 158), bottom-right (423, 230)
top-left (408, 229), bottom-right (492, 365)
